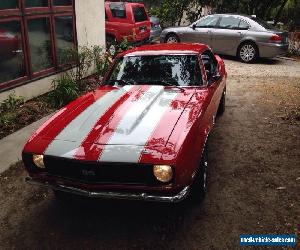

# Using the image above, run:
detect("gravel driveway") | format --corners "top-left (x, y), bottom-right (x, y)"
top-left (0, 57), bottom-right (299, 249)
top-left (224, 56), bottom-right (300, 78)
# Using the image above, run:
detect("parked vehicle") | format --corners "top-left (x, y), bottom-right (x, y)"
top-left (0, 29), bottom-right (20, 61)
top-left (23, 43), bottom-right (227, 203)
top-left (150, 16), bottom-right (162, 42)
top-left (161, 14), bottom-right (289, 63)
top-left (105, 1), bottom-right (151, 55)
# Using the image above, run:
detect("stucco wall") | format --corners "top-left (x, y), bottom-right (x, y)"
top-left (0, 0), bottom-right (105, 102)
top-left (75, 0), bottom-right (105, 47)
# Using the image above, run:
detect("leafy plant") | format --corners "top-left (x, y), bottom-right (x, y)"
top-left (92, 46), bottom-right (112, 78)
top-left (57, 46), bottom-right (94, 92)
top-left (0, 92), bottom-right (24, 113)
top-left (49, 74), bottom-right (79, 108)
top-left (0, 112), bottom-right (17, 127)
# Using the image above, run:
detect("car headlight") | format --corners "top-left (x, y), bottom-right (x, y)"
top-left (153, 165), bottom-right (173, 183)
top-left (32, 154), bottom-right (45, 169)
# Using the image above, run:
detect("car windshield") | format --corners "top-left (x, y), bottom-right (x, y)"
top-left (105, 55), bottom-right (203, 87)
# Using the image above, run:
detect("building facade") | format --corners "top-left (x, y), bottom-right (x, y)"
top-left (0, 0), bottom-right (105, 102)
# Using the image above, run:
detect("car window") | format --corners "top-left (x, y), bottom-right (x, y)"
top-left (201, 51), bottom-right (218, 84)
top-left (251, 17), bottom-right (274, 29)
top-left (239, 19), bottom-right (250, 29)
top-left (133, 6), bottom-right (148, 22)
top-left (196, 16), bottom-right (219, 28)
top-left (106, 55), bottom-right (203, 87)
top-left (109, 3), bottom-right (126, 18)
top-left (218, 16), bottom-right (240, 29)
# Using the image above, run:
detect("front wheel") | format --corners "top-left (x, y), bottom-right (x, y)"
top-left (106, 36), bottom-right (117, 57)
top-left (188, 143), bottom-right (208, 203)
top-left (237, 42), bottom-right (258, 63)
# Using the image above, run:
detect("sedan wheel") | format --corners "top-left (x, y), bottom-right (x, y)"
top-left (106, 36), bottom-right (117, 56)
top-left (238, 43), bottom-right (258, 63)
top-left (166, 34), bottom-right (179, 43)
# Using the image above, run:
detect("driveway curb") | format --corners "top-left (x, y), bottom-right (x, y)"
top-left (0, 113), bottom-right (54, 174)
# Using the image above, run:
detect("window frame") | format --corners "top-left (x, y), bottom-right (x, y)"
top-left (0, 0), bottom-right (76, 91)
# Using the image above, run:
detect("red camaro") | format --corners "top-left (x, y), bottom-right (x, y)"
top-left (23, 43), bottom-right (227, 203)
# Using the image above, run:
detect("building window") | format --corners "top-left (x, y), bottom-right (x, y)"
top-left (0, 0), bottom-right (76, 91)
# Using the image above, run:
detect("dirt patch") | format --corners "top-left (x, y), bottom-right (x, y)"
top-left (0, 63), bottom-right (299, 249)
top-left (0, 95), bottom-right (54, 140)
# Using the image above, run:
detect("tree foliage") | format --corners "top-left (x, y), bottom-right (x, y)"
top-left (146, 0), bottom-right (299, 30)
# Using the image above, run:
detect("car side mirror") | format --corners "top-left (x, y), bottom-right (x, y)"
top-left (192, 24), bottom-right (197, 30)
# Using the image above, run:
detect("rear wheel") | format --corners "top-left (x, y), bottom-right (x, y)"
top-left (106, 35), bottom-right (117, 56)
top-left (165, 33), bottom-right (180, 43)
top-left (188, 143), bottom-right (208, 203)
top-left (237, 42), bottom-right (258, 63)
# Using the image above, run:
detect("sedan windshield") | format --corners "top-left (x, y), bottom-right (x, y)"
top-left (105, 55), bottom-right (203, 87)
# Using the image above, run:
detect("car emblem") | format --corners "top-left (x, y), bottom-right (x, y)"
top-left (81, 169), bottom-right (96, 176)
top-left (141, 149), bottom-right (150, 154)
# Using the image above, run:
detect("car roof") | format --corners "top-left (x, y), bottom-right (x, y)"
top-left (118, 43), bottom-right (209, 57)
top-left (105, 1), bottom-right (145, 6)
top-left (212, 13), bottom-right (252, 18)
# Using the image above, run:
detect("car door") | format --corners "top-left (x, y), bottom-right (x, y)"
top-left (201, 50), bottom-right (225, 118)
top-left (184, 15), bottom-right (220, 47)
top-left (212, 16), bottom-right (248, 55)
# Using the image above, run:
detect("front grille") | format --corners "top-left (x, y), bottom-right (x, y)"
top-left (44, 156), bottom-right (155, 185)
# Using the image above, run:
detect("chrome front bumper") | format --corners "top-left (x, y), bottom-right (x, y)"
top-left (25, 176), bottom-right (190, 203)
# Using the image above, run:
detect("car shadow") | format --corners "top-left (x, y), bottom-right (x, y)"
top-left (17, 192), bottom-right (206, 249)
top-left (219, 54), bottom-right (285, 65)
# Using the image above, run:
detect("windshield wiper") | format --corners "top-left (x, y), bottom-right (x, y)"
top-left (149, 80), bottom-right (185, 91)
top-left (105, 79), bottom-right (136, 86)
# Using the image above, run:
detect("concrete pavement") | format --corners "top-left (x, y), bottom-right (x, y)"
top-left (0, 113), bottom-right (54, 174)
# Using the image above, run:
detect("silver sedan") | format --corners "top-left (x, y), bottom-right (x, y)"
top-left (160, 14), bottom-right (289, 63)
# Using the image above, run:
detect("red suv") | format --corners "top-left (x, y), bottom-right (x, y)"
top-left (105, 1), bottom-right (151, 54)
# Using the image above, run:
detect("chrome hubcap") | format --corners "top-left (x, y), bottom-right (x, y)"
top-left (166, 36), bottom-right (178, 43)
top-left (240, 44), bottom-right (255, 62)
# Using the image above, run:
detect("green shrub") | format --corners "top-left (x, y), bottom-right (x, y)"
top-left (93, 46), bottom-right (111, 78)
top-left (49, 74), bottom-right (79, 108)
top-left (0, 92), bottom-right (24, 113)
top-left (0, 112), bottom-right (17, 126)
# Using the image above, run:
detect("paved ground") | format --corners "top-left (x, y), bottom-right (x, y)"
top-left (0, 57), bottom-right (299, 249)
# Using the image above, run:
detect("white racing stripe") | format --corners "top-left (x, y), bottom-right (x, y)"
top-left (45, 86), bottom-right (134, 158)
top-left (99, 88), bottom-right (178, 163)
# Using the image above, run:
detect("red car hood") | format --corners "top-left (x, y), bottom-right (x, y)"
top-left (24, 85), bottom-right (208, 162)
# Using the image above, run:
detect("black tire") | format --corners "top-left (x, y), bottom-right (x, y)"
top-left (106, 35), bottom-right (117, 56)
top-left (188, 143), bottom-right (208, 204)
top-left (237, 42), bottom-right (258, 63)
top-left (165, 33), bottom-right (180, 44)
top-left (217, 88), bottom-right (226, 116)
